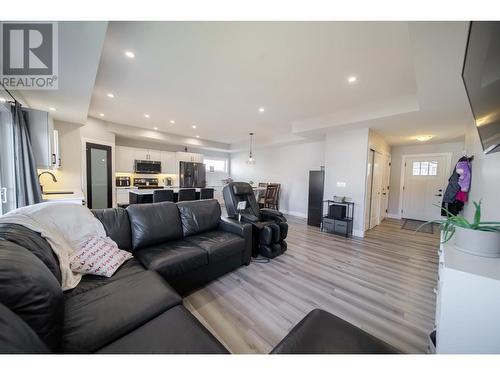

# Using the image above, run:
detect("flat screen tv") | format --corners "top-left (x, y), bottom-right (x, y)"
top-left (462, 21), bottom-right (500, 154)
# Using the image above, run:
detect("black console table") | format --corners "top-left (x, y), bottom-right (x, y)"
top-left (321, 200), bottom-right (354, 238)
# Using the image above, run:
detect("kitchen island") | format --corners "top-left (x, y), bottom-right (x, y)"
top-left (127, 187), bottom-right (221, 205)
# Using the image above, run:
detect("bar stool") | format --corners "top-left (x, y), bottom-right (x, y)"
top-left (200, 188), bottom-right (214, 200)
top-left (153, 189), bottom-right (174, 203)
top-left (178, 188), bottom-right (196, 202)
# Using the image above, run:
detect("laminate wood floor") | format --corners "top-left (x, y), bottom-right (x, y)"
top-left (184, 217), bottom-right (439, 354)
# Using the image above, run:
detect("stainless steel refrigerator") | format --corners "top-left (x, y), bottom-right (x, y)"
top-left (179, 162), bottom-right (206, 188)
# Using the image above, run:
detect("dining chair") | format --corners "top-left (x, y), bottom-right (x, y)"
top-left (257, 182), bottom-right (268, 207)
top-left (200, 188), bottom-right (214, 200)
top-left (153, 189), bottom-right (174, 203)
top-left (267, 183), bottom-right (281, 210)
top-left (178, 188), bottom-right (196, 202)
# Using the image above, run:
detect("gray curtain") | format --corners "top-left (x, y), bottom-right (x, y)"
top-left (12, 102), bottom-right (42, 207)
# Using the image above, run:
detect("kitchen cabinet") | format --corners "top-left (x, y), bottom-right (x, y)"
top-left (135, 148), bottom-right (161, 161)
top-left (116, 188), bottom-right (131, 205)
top-left (25, 108), bottom-right (60, 169)
top-left (115, 146), bottom-right (136, 172)
top-left (176, 151), bottom-right (204, 163)
top-left (161, 151), bottom-right (176, 174)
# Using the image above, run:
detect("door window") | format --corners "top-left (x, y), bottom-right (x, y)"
top-left (412, 160), bottom-right (438, 176)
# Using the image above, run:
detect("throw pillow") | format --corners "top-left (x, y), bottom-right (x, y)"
top-left (69, 236), bottom-right (132, 277)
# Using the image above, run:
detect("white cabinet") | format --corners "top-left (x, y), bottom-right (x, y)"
top-left (176, 151), bottom-right (204, 163)
top-left (25, 108), bottom-right (60, 169)
top-left (134, 148), bottom-right (161, 161)
top-left (115, 146), bottom-right (136, 172)
top-left (161, 151), bottom-right (176, 174)
top-left (116, 188), bottom-right (131, 205)
top-left (435, 242), bottom-right (500, 353)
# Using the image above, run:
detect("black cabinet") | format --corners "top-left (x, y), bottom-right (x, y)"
top-left (321, 201), bottom-right (354, 238)
top-left (307, 170), bottom-right (325, 227)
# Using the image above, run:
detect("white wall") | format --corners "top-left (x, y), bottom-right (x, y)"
top-left (464, 121), bottom-right (500, 222)
top-left (230, 140), bottom-right (325, 217)
top-left (387, 141), bottom-right (465, 216)
top-left (324, 128), bottom-right (370, 237)
top-left (39, 117), bottom-right (116, 205)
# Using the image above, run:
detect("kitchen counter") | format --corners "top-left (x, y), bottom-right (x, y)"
top-left (42, 189), bottom-right (85, 205)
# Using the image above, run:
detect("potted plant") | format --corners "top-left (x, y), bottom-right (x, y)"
top-left (419, 201), bottom-right (500, 258)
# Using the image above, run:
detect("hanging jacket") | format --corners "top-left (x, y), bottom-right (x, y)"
top-left (443, 170), bottom-right (461, 203)
top-left (456, 161), bottom-right (472, 192)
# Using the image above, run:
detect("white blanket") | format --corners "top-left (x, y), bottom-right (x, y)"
top-left (0, 202), bottom-right (106, 290)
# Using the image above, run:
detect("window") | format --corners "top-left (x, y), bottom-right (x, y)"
top-left (204, 158), bottom-right (227, 172)
top-left (412, 160), bottom-right (438, 176)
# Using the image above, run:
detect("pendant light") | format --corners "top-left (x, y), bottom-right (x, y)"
top-left (246, 132), bottom-right (256, 165)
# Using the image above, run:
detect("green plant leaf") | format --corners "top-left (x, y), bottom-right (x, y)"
top-left (473, 201), bottom-right (482, 226)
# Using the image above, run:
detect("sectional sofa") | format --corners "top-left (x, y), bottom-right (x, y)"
top-left (0, 199), bottom-right (249, 353)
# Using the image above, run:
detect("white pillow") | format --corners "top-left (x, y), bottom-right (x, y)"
top-left (69, 236), bottom-right (132, 277)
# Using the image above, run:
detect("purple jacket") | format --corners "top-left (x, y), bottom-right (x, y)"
top-left (456, 161), bottom-right (471, 192)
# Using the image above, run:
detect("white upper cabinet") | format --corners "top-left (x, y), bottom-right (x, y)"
top-left (133, 148), bottom-right (161, 161)
top-left (115, 146), bottom-right (136, 172)
top-left (148, 149), bottom-right (161, 162)
top-left (176, 151), bottom-right (204, 163)
top-left (161, 151), bottom-right (176, 174)
top-left (25, 108), bottom-right (59, 169)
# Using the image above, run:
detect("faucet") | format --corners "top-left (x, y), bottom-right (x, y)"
top-left (38, 171), bottom-right (58, 194)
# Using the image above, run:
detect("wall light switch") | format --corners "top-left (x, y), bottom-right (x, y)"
top-left (336, 182), bottom-right (347, 188)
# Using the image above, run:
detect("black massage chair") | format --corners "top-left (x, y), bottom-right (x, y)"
top-left (223, 182), bottom-right (288, 259)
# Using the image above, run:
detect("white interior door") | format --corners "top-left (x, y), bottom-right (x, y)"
top-left (369, 152), bottom-right (384, 228)
top-left (402, 155), bottom-right (449, 221)
top-left (0, 102), bottom-right (16, 215)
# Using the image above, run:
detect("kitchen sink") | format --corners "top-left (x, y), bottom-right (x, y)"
top-left (43, 191), bottom-right (74, 195)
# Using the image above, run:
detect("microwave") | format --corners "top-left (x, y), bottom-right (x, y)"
top-left (134, 160), bottom-right (161, 174)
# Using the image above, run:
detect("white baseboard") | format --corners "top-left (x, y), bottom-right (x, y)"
top-left (281, 210), bottom-right (307, 218)
top-left (387, 213), bottom-right (402, 219)
top-left (353, 229), bottom-right (365, 238)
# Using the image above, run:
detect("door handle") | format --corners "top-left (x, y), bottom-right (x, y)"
top-left (382, 193), bottom-right (387, 195)
top-left (435, 194), bottom-right (442, 197)
top-left (1, 187), bottom-right (7, 204)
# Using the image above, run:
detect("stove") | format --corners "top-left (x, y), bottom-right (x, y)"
top-left (133, 178), bottom-right (160, 189)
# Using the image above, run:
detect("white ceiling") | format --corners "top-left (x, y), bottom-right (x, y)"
top-left (16, 22), bottom-right (107, 124)
top-left (24, 21), bottom-right (471, 148)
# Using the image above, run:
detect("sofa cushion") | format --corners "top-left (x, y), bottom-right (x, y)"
top-left (0, 302), bottom-right (50, 354)
top-left (0, 223), bottom-right (61, 283)
top-left (64, 258), bottom-right (146, 299)
top-left (62, 270), bottom-right (181, 353)
top-left (97, 305), bottom-right (229, 354)
top-left (0, 239), bottom-right (64, 351)
top-left (134, 240), bottom-right (208, 279)
top-left (92, 207), bottom-right (132, 251)
top-left (177, 199), bottom-right (221, 237)
top-left (185, 230), bottom-right (245, 263)
top-left (127, 202), bottom-right (183, 250)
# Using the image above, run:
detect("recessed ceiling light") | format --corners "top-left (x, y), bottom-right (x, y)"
top-left (192, 125), bottom-right (196, 129)
top-left (416, 135), bottom-right (433, 142)
top-left (49, 107), bottom-right (56, 111)
top-left (258, 107), bottom-right (265, 113)
top-left (144, 114), bottom-right (150, 118)
top-left (196, 135), bottom-right (200, 138)
top-left (153, 127), bottom-right (158, 130)
top-left (125, 51), bottom-right (135, 59)
top-left (348, 76), bottom-right (357, 83)
top-left (170, 120), bottom-right (175, 124)
top-left (107, 93), bottom-right (114, 98)
top-left (99, 113), bottom-right (105, 117)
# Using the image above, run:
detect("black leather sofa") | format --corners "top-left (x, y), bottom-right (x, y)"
top-left (0, 199), bottom-right (249, 353)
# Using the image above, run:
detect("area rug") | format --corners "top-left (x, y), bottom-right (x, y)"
top-left (401, 219), bottom-right (434, 234)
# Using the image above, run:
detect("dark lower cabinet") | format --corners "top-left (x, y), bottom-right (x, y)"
top-left (307, 170), bottom-right (325, 227)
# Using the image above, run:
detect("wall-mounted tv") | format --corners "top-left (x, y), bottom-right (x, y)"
top-left (462, 21), bottom-right (500, 154)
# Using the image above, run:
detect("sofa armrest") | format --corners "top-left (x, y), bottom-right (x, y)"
top-left (218, 217), bottom-right (253, 265)
top-left (260, 208), bottom-right (287, 223)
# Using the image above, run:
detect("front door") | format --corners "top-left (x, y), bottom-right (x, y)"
top-left (402, 155), bottom-right (449, 221)
top-left (86, 143), bottom-right (112, 209)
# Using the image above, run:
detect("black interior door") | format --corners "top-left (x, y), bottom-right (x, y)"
top-left (86, 142), bottom-right (112, 209)
top-left (307, 170), bottom-right (325, 227)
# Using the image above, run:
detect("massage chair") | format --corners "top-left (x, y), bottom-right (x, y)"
top-left (223, 182), bottom-right (287, 259)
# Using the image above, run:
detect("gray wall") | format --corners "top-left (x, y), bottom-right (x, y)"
top-left (387, 141), bottom-right (465, 216)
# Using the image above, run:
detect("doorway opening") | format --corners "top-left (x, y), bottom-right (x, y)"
top-left (366, 149), bottom-right (391, 230)
top-left (399, 153), bottom-right (452, 222)
top-left (86, 142), bottom-right (112, 209)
